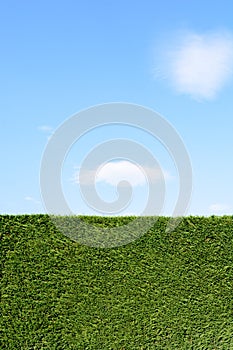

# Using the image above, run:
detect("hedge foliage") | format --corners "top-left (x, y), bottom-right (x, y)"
top-left (1, 215), bottom-right (233, 349)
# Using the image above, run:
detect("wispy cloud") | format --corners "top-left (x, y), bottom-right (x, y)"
top-left (156, 30), bottom-right (233, 100)
top-left (24, 196), bottom-right (40, 204)
top-left (38, 125), bottom-right (54, 140)
top-left (38, 125), bottom-right (53, 132)
top-left (209, 203), bottom-right (231, 213)
top-left (73, 160), bottom-right (172, 187)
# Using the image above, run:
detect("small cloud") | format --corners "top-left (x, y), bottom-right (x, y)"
top-left (24, 196), bottom-right (40, 204)
top-left (209, 203), bottom-right (231, 213)
top-left (38, 125), bottom-right (53, 132)
top-left (38, 125), bottom-right (54, 141)
top-left (74, 160), bottom-right (172, 187)
top-left (155, 30), bottom-right (233, 100)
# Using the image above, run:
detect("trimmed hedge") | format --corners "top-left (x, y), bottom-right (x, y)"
top-left (1, 215), bottom-right (233, 349)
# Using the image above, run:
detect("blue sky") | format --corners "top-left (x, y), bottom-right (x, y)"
top-left (1, 0), bottom-right (233, 216)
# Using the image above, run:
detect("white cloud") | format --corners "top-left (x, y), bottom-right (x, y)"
top-left (38, 125), bottom-right (54, 140)
top-left (74, 160), bottom-right (172, 187)
top-left (157, 30), bottom-right (233, 100)
top-left (24, 196), bottom-right (40, 204)
top-left (38, 125), bottom-right (53, 132)
top-left (209, 203), bottom-right (231, 213)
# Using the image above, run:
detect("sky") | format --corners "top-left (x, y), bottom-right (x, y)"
top-left (1, 0), bottom-right (233, 216)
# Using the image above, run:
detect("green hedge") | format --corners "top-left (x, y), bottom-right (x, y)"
top-left (1, 215), bottom-right (233, 349)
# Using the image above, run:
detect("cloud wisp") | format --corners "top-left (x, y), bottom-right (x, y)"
top-left (209, 203), bottom-right (231, 213)
top-left (73, 160), bottom-right (172, 187)
top-left (38, 125), bottom-right (53, 132)
top-left (156, 30), bottom-right (233, 100)
top-left (38, 125), bottom-right (54, 140)
top-left (24, 196), bottom-right (40, 205)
